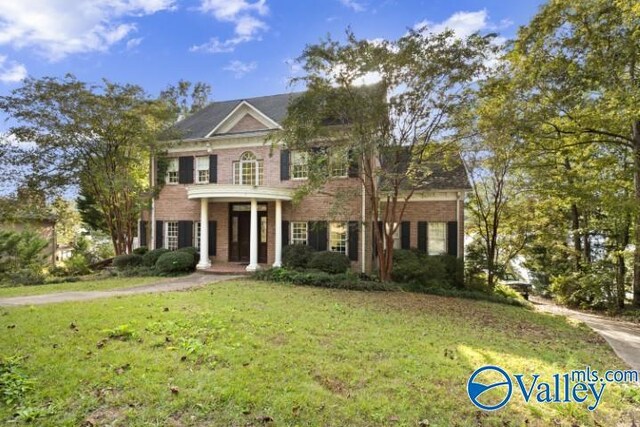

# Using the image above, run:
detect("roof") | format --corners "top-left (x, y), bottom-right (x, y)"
top-left (380, 147), bottom-right (471, 191)
top-left (170, 91), bottom-right (303, 140)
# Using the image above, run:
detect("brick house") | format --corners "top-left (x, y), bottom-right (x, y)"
top-left (141, 92), bottom-right (469, 273)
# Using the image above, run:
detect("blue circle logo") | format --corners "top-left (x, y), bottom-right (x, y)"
top-left (467, 365), bottom-right (513, 411)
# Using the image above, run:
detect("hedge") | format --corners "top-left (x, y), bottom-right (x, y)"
top-left (142, 248), bottom-right (169, 267)
top-left (113, 254), bottom-right (143, 270)
top-left (155, 251), bottom-right (196, 274)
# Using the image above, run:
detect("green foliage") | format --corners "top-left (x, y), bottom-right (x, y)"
top-left (142, 248), bottom-right (170, 267)
top-left (104, 324), bottom-right (136, 341)
top-left (494, 284), bottom-right (525, 302)
top-left (391, 250), bottom-right (463, 290)
top-left (0, 356), bottom-right (33, 406)
top-left (282, 244), bottom-right (316, 269)
top-left (63, 253), bottom-right (92, 276)
top-left (155, 251), bottom-right (195, 274)
top-left (550, 265), bottom-right (613, 309)
top-left (254, 268), bottom-right (398, 291)
top-left (0, 229), bottom-right (48, 274)
top-left (308, 251), bottom-right (351, 274)
top-left (6, 269), bottom-right (46, 286)
top-left (133, 246), bottom-right (148, 255)
top-left (176, 247), bottom-right (199, 268)
top-left (113, 254), bottom-right (144, 270)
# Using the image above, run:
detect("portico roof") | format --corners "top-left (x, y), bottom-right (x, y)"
top-left (186, 184), bottom-right (293, 202)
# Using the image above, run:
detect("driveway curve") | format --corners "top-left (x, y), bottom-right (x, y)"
top-left (0, 273), bottom-right (239, 307)
top-left (532, 297), bottom-right (640, 371)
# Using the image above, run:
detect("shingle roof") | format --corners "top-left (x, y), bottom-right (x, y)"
top-left (170, 92), bottom-right (303, 140)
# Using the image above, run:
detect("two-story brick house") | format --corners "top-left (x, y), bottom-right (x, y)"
top-left (140, 92), bottom-right (469, 273)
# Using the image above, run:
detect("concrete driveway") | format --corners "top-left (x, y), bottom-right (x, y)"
top-left (0, 273), bottom-right (239, 307)
top-left (532, 297), bottom-right (640, 370)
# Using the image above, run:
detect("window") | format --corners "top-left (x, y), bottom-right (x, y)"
top-left (329, 222), bottom-right (347, 254)
top-left (385, 223), bottom-right (401, 250)
top-left (428, 222), bottom-right (447, 255)
top-left (233, 151), bottom-right (263, 185)
top-left (166, 158), bottom-right (178, 184)
top-left (290, 151), bottom-right (308, 179)
top-left (166, 221), bottom-right (178, 250)
top-left (196, 156), bottom-right (209, 183)
top-left (291, 222), bottom-right (308, 245)
top-left (194, 222), bottom-right (201, 248)
top-left (330, 148), bottom-right (348, 177)
top-left (260, 216), bottom-right (267, 243)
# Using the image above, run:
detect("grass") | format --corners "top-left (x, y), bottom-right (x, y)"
top-left (0, 276), bottom-right (163, 298)
top-left (0, 280), bottom-right (638, 426)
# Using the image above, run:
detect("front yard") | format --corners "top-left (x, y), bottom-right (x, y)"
top-left (0, 280), bottom-right (638, 426)
top-left (0, 276), bottom-right (163, 298)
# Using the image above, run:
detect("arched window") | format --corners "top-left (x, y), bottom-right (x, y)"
top-left (233, 151), bottom-right (263, 185)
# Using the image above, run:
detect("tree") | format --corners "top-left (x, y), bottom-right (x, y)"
top-left (0, 75), bottom-right (174, 255)
top-left (278, 29), bottom-right (496, 280)
top-left (159, 79), bottom-right (212, 121)
top-left (509, 0), bottom-right (640, 306)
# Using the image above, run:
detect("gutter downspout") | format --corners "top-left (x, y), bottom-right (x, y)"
top-left (150, 154), bottom-right (156, 250)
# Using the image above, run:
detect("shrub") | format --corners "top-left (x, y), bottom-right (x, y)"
top-left (7, 269), bottom-right (46, 286)
top-left (254, 268), bottom-right (398, 291)
top-left (142, 248), bottom-right (169, 267)
top-left (155, 251), bottom-right (195, 274)
top-left (113, 254), bottom-right (143, 270)
top-left (391, 249), bottom-right (447, 289)
top-left (117, 265), bottom-right (157, 277)
top-left (177, 246), bottom-right (199, 268)
top-left (309, 251), bottom-right (351, 274)
top-left (64, 253), bottom-right (92, 276)
top-left (494, 283), bottom-right (525, 301)
top-left (132, 246), bottom-right (148, 255)
top-left (282, 245), bottom-right (316, 269)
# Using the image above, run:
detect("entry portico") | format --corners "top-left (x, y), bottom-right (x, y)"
top-left (187, 184), bottom-right (292, 271)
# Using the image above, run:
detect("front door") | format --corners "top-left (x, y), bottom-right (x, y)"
top-left (229, 203), bottom-right (267, 263)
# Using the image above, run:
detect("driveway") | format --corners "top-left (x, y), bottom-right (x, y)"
top-left (532, 297), bottom-right (640, 370)
top-left (0, 273), bottom-right (239, 307)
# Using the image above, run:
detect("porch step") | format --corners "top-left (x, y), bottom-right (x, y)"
top-left (199, 263), bottom-right (254, 275)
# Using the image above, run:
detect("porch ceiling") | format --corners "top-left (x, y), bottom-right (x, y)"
top-left (186, 184), bottom-right (293, 201)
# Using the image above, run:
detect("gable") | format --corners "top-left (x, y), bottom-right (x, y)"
top-left (208, 101), bottom-right (281, 136)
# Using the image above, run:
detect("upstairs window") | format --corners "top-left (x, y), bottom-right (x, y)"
top-left (166, 158), bottom-right (178, 184)
top-left (233, 151), bottom-right (263, 186)
top-left (290, 151), bottom-right (308, 179)
top-left (195, 156), bottom-right (209, 183)
top-left (428, 222), bottom-right (447, 255)
top-left (330, 148), bottom-right (348, 177)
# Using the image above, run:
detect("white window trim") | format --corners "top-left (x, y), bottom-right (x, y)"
top-left (329, 222), bottom-right (348, 255)
top-left (166, 158), bottom-right (179, 185)
top-left (329, 148), bottom-right (349, 178)
top-left (194, 221), bottom-right (201, 248)
top-left (165, 221), bottom-right (178, 250)
top-left (195, 156), bottom-right (210, 184)
top-left (290, 221), bottom-right (308, 246)
top-left (428, 222), bottom-right (447, 256)
top-left (290, 151), bottom-right (309, 180)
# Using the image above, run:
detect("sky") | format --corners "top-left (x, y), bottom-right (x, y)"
top-left (0, 0), bottom-right (546, 104)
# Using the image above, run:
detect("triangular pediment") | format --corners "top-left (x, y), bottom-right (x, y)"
top-left (208, 101), bottom-right (280, 136)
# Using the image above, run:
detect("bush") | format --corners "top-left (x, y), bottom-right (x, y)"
top-left (117, 265), bottom-right (157, 277)
top-left (113, 254), bottom-right (143, 270)
top-left (132, 246), bottom-right (148, 255)
top-left (309, 251), bottom-right (351, 274)
top-left (142, 248), bottom-right (170, 267)
top-left (64, 253), bottom-right (92, 276)
top-left (282, 245), bottom-right (316, 269)
top-left (391, 250), bottom-right (464, 290)
top-left (6, 269), bottom-right (45, 286)
top-left (155, 251), bottom-right (195, 274)
top-left (494, 283), bottom-right (525, 301)
top-left (254, 268), bottom-right (397, 291)
top-left (550, 270), bottom-right (609, 309)
top-left (177, 246), bottom-right (199, 268)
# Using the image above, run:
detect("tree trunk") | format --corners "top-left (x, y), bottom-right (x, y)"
top-left (616, 253), bottom-right (626, 309)
top-left (632, 120), bottom-right (640, 307)
top-left (571, 204), bottom-right (582, 270)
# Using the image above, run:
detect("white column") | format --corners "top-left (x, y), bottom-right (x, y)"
top-left (273, 199), bottom-right (282, 267)
top-left (246, 198), bottom-right (260, 271)
top-left (197, 198), bottom-right (211, 269)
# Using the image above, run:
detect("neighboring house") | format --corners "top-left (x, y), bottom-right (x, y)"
top-left (1, 214), bottom-right (57, 265)
top-left (141, 92), bottom-right (469, 273)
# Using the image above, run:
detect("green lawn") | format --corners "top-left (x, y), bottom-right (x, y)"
top-left (0, 276), bottom-right (164, 298)
top-left (0, 280), bottom-right (638, 426)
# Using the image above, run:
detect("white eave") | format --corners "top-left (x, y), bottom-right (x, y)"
top-left (187, 184), bottom-right (293, 201)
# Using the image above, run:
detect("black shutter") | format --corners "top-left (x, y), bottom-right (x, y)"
top-left (208, 221), bottom-right (217, 256)
top-left (372, 221), bottom-right (383, 257)
top-left (280, 149), bottom-right (290, 181)
top-left (348, 221), bottom-right (359, 261)
top-left (348, 149), bottom-right (359, 178)
top-left (139, 220), bottom-right (147, 247)
top-left (209, 154), bottom-right (217, 183)
top-left (178, 156), bottom-right (194, 184)
top-left (308, 221), bottom-right (327, 251)
top-left (155, 220), bottom-right (164, 249)
top-left (282, 221), bottom-right (290, 247)
top-left (178, 221), bottom-right (193, 249)
top-left (401, 221), bottom-right (410, 249)
top-left (447, 221), bottom-right (458, 257)
top-left (418, 221), bottom-right (428, 254)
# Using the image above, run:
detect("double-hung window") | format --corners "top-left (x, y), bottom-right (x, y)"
top-left (290, 151), bottom-right (308, 179)
top-left (166, 221), bottom-right (178, 250)
top-left (385, 223), bottom-right (401, 250)
top-left (329, 148), bottom-right (348, 177)
top-left (329, 222), bottom-right (347, 254)
top-left (291, 222), bottom-right (308, 245)
top-left (166, 158), bottom-right (178, 184)
top-left (195, 157), bottom-right (209, 183)
top-left (428, 222), bottom-right (447, 255)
